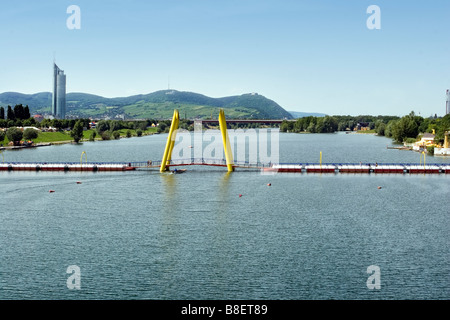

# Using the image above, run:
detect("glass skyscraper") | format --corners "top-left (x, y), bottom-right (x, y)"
top-left (52, 63), bottom-right (66, 119)
top-left (446, 89), bottom-right (449, 115)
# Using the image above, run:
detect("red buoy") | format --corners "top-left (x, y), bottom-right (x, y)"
top-left (49, 190), bottom-right (55, 193)
top-left (239, 194), bottom-right (242, 197)
top-left (76, 181), bottom-right (82, 184)
top-left (267, 183), bottom-right (271, 186)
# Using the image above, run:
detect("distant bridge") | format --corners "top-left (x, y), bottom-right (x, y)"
top-left (199, 119), bottom-right (293, 124)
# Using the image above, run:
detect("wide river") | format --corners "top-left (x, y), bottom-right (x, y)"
top-left (0, 131), bottom-right (449, 300)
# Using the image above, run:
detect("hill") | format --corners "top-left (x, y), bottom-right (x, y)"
top-left (289, 111), bottom-right (327, 118)
top-left (0, 90), bottom-right (294, 120)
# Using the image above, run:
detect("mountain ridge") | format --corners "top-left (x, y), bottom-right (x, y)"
top-left (0, 90), bottom-right (294, 120)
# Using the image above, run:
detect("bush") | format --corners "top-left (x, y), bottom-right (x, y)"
top-left (126, 130), bottom-right (132, 138)
top-left (136, 129), bottom-right (143, 137)
top-left (23, 128), bottom-right (39, 140)
top-left (405, 138), bottom-right (417, 144)
top-left (427, 146), bottom-right (434, 155)
top-left (101, 131), bottom-right (111, 140)
top-left (6, 127), bottom-right (23, 145)
top-left (0, 130), bottom-right (6, 143)
top-left (112, 131), bottom-right (120, 140)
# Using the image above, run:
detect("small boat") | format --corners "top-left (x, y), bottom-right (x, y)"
top-left (171, 169), bottom-right (186, 174)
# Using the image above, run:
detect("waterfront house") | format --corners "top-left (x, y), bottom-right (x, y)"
top-left (413, 132), bottom-right (435, 151)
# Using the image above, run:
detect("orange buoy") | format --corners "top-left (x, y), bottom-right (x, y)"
top-left (377, 186), bottom-right (382, 189)
top-left (267, 183), bottom-right (271, 186)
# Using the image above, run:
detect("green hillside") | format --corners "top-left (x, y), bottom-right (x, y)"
top-left (0, 90), bottom-right (293, 120)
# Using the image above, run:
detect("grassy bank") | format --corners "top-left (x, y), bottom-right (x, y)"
top-left (0, 127), bottom-right (158, 146)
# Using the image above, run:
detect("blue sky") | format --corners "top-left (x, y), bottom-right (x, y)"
top-left (1, 0), bottom-right (449, 116)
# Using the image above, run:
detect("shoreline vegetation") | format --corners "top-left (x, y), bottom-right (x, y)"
top-left (280, 112), bottom-right (450, 149)
top-left (0, 127), bottom-right (158, 149)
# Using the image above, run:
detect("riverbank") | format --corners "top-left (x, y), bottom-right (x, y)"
top-left (0, 128), bottom-right (158, 148)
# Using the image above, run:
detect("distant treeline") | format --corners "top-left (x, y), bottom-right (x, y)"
top-left (280, 112), bottom-right (450, 145)
top-left (280, 115), bottom-right (399, 133)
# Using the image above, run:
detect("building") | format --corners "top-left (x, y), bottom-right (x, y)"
top-left (52, 63), bottom-right (66, 119)
top-left (33, 114), bottom-right (44, 122)
top-left (446, 89), bottom-right (449, 115)
top-left (412, 132), bottom-right (435, 152)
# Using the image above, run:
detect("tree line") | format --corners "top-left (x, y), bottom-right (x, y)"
top-left (280, 112), bottom-right (450, 146)
top-left (0, 104), bottom-right (31, 122)
top-left (280, 115), bottom-right (399, 134)
top-left (376, 112), bottom-right (450, 145)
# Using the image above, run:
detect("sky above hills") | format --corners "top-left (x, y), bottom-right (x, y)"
top-left (1, 0), bottom-right (449, 116)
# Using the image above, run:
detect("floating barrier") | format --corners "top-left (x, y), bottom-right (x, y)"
top-left (407, 165), bottom-right (441, 174)
top-left (305, 164), bottom-right (336, 173)
top-left (261, 163), bottom-right (449, 174)
top-left (1, 161), bottom-right (449, 174)
top-left (373, 165), bottom-right (405, 174)
top-left (0, 162), bottom-right (135, 172)
top-left (338, 164), bottom-right (371, 173)
top-left (268, 164), bottom-right (302, 173)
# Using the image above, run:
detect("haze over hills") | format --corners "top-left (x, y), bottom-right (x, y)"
top-left (0, 90), bottom-right (294, 120)
top-left (288, 111), bottom-right (327, 118)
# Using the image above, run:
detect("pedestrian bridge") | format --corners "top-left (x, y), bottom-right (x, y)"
top-left (1, 160), bottom-right (449, 174)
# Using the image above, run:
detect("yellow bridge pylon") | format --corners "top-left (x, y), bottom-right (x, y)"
top-left (160, 109), bottom-right (180, 172)
top-left (160, 108), bottom-right (234, 172)
top-left (218, 108), bottom-right (234, 172)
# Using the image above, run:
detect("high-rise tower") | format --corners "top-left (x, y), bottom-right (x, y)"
top-left (446, 89), bottom-right (449, 115)
top-left (52, 63), bottom-right (66, 119)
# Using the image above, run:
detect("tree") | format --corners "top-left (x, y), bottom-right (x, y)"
top-left (70, 120), bottom-right (84, 143)
top-left (23, 106), bottom-right (31, 119)
top-left (6, 127), bottom-right (23, 145)
top-left (109, 120), bottom-right (119, 132)
top-left (0, 107), bottom-right (4, 120)
top-left (89, 131), bottom-right (97, 141)
top-left (96, 120), bottom-right (109, 133)
top-left (7, 106), bottom-right (15, 120)
top-left (52, 119), bottom-right (63, 130)
top-left (138, 121), bottom-right (147, 131)
top-left (23, 128), bottom-right (39, 140)
top-left (306, 122), bottom-right (316, 133)
top-left (14, 104), bottom-right (24, 120)
top-left (376, 122), bottom-right (386, 136)
top-left (0, 130), bottom-right (5, 142)
top-left (321, 116), bottom-right (338, 133)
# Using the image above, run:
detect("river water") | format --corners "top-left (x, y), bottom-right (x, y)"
top-left (0, 132), bottom-right (449, 300)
